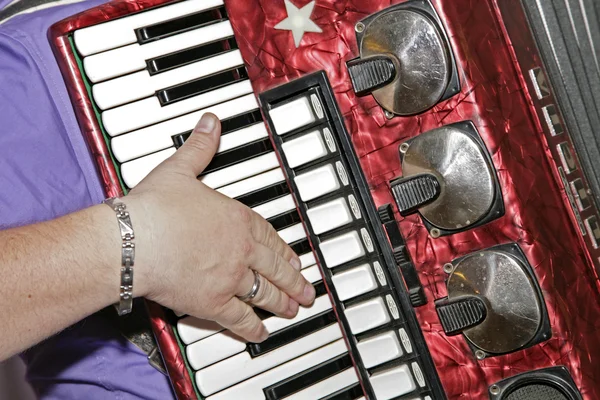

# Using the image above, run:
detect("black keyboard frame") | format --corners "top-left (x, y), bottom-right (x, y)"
top-left (259, 70), bottom-right (446, 400)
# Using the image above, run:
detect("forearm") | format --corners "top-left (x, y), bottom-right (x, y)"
top-left (0, 204), bottom-right (128, 361)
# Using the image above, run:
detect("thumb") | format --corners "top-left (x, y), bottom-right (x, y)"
top-left (169, 113), bottom-right (221, 176)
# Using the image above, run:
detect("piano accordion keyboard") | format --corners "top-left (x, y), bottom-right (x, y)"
top-left (70, 1), bottom-right (440, 399)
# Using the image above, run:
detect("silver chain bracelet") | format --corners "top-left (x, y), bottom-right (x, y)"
top-left (103, 197), bottom-right (135, 315)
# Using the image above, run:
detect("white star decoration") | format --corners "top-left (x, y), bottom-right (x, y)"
top-left (274, 0), bottom-right (322, 48)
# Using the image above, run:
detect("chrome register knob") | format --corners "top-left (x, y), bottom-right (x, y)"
top-left (436, 243), bottom-right (551, 358)
top-left (347, 0), bottom-right (460, 116)
top-left (390, 121), bottom-right (504, 237)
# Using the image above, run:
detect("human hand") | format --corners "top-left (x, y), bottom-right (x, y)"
top-left (125, 113), bottom-right (316, 342)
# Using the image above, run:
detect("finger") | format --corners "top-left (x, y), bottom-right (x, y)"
top-left (217, 297), bottom-right (269, 343)
top-left (166, 113), bottom-right (221, 176)
top-left (249, 242), bottom-right (315, 306)
top-left (237, 269), bottom-right (299, 318)
top-left (249, 211), bottom-right (302, 270)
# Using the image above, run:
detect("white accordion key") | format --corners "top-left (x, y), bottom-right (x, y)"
top-left (206, 340), bottom-right (348, 400)
top-left (252, 194), bottom-right (296, 220)
top-left (111, 94), bottom-right (259, 162)
top-left (331, 263), bottom-right (377, 301)
top-left (120, 147), bottom-right (175, 188)
top-left (307, 197), bottom-right (353, 235)
top-left (284, 368), bottom-right (359, 400)
top-left (196, 324), bottom-right (343, 396)
top-left (102, 80), bottom-right (253, 136)
top-left (344, 296), bottom-right (390, 335)
top-left (269, 96), bottom-right (316, 135)
top-left (92, 50), bottom-right (244, 110)
top-left (177, 317), bottom-right (223, 345)
top-left (200, 152), bottom-right (279, 189)
top-left (278, 223), bottom-right (306, 244)
top-left (281, 129), bottom-right (328, 168)
top-left (82, 20), bottom-right (233, 82)
top-left (319, 230), bottom-right (365, 269)
top-left (357, 330), bottom-right (403, 368)
top-left (74, 0), bottom-right (223, 56)
top-left (369, 364), bottom-right (416, 400)
top-left (294, 163), bottom-right (340, 202)
top-left (217, 168), bottom-right (285, 199)
top-left (186, 294), bottom-right (331, 370)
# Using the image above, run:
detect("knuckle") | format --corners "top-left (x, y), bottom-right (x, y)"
top-left (240, 239), bottom-right (255, 258)
top-left (237, 206), bottom-right (253, 226)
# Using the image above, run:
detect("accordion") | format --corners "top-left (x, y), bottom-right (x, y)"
top-left (48, 0), bottom-right (600, 398)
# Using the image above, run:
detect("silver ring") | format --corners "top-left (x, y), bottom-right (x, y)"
top-left (237, 270), bottom-right (261, 302)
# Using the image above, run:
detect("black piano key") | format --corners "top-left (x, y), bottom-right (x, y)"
top-left (171, 110), bottom-right (265, 149)
top-left (135, 6), bottom-right (227, 44)
top-left (263, 354), bottom-right (354, 400)
top-left (147, 37), bottom-right (239, 75)
top-left (320, 384), bottom-right (364, 400)
top-left (201, 137), bottom-right (272, 175)
top-left (234, 182), bottom-right (290, 208)
top-left (220, 110), bottom-right (263, 133)
top-left (157, 67), bottom-right (249, 106)
top-left (248, 308), bottom-right (336, 358)
top-left (291, 238), bottom-right (312, 256)
top-left (267, 210), bottom-right (301, 231)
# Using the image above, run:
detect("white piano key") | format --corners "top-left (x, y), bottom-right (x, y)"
top-left (331, 263), bottom-right (377, 301)
top-left (103, 79), bottom-right (253, 136)
top-left (357, 331), bottom-right (402, 368)
top-left (269, 96), bottom-right (316, 135)
top-left (281, 129), bottom-right (328, 168)
top-left (114, 121), bottom-right (267, 164)
top-left (263, 294), bottom-right (332, 336)
top-left (252, 194), bottom-right (296, 220)
top-left (93, 49), bottom-right (244, 110)
top-left (82, 19), bottom-right (234, 82)
top-left (120, 147), bottom-right (175, 188)
top-left (207, 339), bottom-right (348, 400)
top-left (301, 264), bottom-right (322, 283)
top-left (278, 223), bottom-right (306, 244)
top-left (107, 92), bottom-right (257, 139)
top-left (187, 330), bottom-right (245, 370)
top-left (201, 152), bottom-right (279, 189)
top-left (217, 123), bottom-right (269, 154)
top-left (369, 364), bottom-right (416, 400)
top-left (299, 252), bottom-right (316, 269)
top-left (187, 294), bottom-right (332, 370)
top-left (319, 230), bottom-right (365, 269)
top-left (111, 94), bottom-right (260, 162)
top-left (196, 323), bottom-right (342, 396)
top-left (217, 168), bottom-right (285, 199)
top-left (177, 317), bottom-right (222, 345)
top-left (307, 197), bottom-right (352, 235)
top-left (284, 368), bottom-right (359, 400)
top-left (344, 297), bottom-right (390, 335)
top-left (294, 164), bottom-right (340, 202)
top-left (73, 0), bottom-right (223, 56)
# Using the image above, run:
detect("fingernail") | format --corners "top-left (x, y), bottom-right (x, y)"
top-left (194, 113), bottom-right (217, 134)
top-left (288, 298), bottom-right (299, 316)
top-left (303, 284), bottom-right (316, 302)
top-left (290, 257), bottom-right (301, 270)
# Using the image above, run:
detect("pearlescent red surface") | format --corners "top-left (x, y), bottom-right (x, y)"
top-left (225, 0), bottom-right (600, 399)
top-left (49, 0), bottom-right (600, 398)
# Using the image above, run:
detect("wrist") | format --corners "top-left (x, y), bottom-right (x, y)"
top-left (99, 195), bottom-right (154, 311)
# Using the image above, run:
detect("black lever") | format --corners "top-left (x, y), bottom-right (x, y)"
top-left (435, 296), bottom-right (487, 336)
top-left (378, 204), bottom-right (427, 307)
top-left (389, 173), bottom-right (441, 216)
top-left (346, 55), bottom-right (397, 96)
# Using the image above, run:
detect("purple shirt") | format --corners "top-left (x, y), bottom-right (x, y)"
top-left (0, 1), bottom-right (175, 398)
